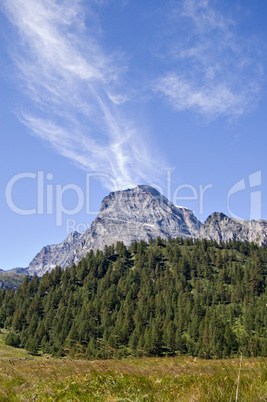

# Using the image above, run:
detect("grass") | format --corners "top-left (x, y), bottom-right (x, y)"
top-left (0, 331), bottom-right (266, 401)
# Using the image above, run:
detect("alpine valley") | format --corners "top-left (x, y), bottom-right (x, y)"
top-left (3, 185), bottom-right (267, 279)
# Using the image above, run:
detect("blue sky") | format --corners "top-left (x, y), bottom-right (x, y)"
top-left (1, 0), bottom-right (267, 269)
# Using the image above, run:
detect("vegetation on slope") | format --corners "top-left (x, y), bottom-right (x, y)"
top-left (0, 330), bottom-right (266, 401)
top-left (0, 271), bottom-right (30, 290)
top-left (0, 237), bottom-right (266, 359)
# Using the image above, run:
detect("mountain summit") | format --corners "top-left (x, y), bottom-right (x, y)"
top-left (28, 185), bottom-right (202, 276)
top-left (26, 185), bottom-right (267, 276)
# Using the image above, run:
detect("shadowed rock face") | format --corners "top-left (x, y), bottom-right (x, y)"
top-left (27, 185), bottom-right (202, 276)
top-left (26, 185), bottom-right (267, 277)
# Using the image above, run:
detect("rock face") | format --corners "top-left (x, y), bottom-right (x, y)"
top-left (28, 185), bottom-right (202, 276)
top-left (25, 185), bottom-right (267, 277)
top-left (28, 231), bottom-right (81, 276)
top-left (199, 212), bottom-right (267, 245)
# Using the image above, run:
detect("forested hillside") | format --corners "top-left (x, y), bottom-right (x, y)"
top-left (0, 237), bottom-right (266, 359)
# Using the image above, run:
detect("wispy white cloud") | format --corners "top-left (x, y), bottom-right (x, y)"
top-left (181, 0), bottom-right (231, 33)
top-left (2, 0), bottom-right (164, 190)
top-left (155, 73), bottom-right (257, 118)
top-left (154, 0), bottom-right (264, 121)
top-left (2, 0), bottom-right (264, 193)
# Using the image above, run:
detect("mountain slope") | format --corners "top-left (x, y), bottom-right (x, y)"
top-left (28, 185), bottom-right (202, 276)
top-left (24, 185), bottom-right (267, 277)
top-left (73, 185), bottom-right (202, 259)
top-left (0, 270), bottom-right (32, 290)
top-left (28, 231), bottom-right (81, 276)
top-left (199, 212), bottom-right (267, 245)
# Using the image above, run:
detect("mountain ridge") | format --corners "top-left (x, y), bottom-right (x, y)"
top-left (7, 185), bottom-right (267, 277)
top-left (27, 185), bottom-right (202, 276)
top-left (199, 211), bottom-right (267, 245)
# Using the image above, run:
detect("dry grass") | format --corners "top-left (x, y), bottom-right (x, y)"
top-left (0, 331), bottom-right (266, 401)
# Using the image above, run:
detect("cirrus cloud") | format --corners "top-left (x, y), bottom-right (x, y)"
top-left (154, 0), bottom-right (264, 121)
top-left (1, 0), bottom-right (165, 191)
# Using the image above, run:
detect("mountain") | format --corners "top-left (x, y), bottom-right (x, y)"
top-left (199, 212), bottom-right (267, 245)
top-left (28, 185), bottom-right (202, 276)
top-left (17, 185), bottom-right (267, 277)
top-left (8, 267), bottom-right (29, 274)
top-left (28, 231), bottom-right (81, 277)
top-left (0, 269), bottom-right (32, 290)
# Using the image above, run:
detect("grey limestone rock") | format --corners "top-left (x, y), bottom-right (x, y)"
top-left (27, 185), bottom-right (202, 276)
top-left (25, 186), bottom-right (267, 277)
top-left (28, 231), bottom-right (81, 276)
top-left (199, 212), bottom-right (267, 245)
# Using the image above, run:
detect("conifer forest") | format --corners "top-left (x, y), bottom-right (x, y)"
top-left (0, 238), bottom-right (266, 359)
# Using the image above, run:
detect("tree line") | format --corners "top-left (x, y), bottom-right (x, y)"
top-left (0, 237), bottom-right (266, 359)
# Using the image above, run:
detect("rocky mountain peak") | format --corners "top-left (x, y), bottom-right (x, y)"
top-left (22, 185), bottom-right (267, 277)
top-left (27, 185), bottom-right (202, 276)
top-left (205, 212), bottom-right (229, 224)
top-left (100, 185), bottom-right (165, 212)
top-left (199, 212), bottom-right (267, 245)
